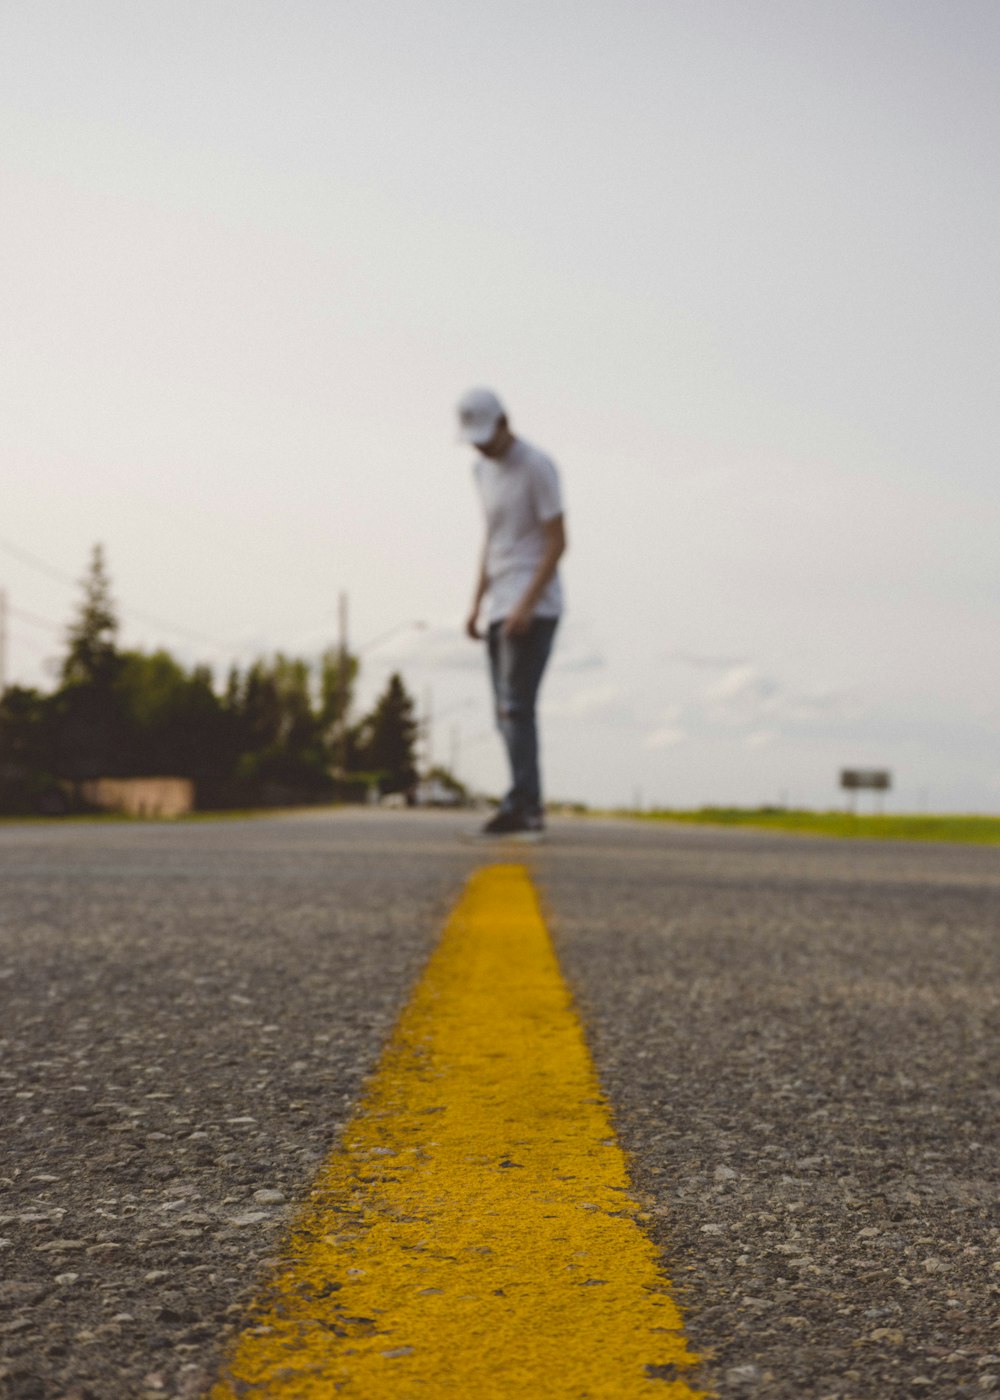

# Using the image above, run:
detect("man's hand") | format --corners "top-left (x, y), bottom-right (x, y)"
top-left (467, 547), bottom-right (488, 640)
top-left (501, 601), bottom-right (534, 637)
top-left (501, 515), bottom-right (565, 638)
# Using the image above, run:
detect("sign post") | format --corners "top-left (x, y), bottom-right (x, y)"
top-left (840, 769), bottom-right (891, 815)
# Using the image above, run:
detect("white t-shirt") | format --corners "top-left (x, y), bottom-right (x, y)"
top-left (473, 437), bottom-right (564, 624)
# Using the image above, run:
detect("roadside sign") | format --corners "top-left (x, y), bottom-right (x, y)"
top-left (840, 768), bottom-right (892, 815)
top-left (840, 769), bottom-right (891, 791)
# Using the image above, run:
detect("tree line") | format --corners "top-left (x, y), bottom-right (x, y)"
top-left (0, 546), bottom-right (431, 815)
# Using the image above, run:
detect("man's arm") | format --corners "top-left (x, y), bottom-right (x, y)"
top-left (502, 514), bottom-right (567, 637)
top-left (466, 542), bottom-right (489, 640)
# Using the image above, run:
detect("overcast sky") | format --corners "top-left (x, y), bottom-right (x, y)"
top-left (3, 1), bottom-right (998, 811)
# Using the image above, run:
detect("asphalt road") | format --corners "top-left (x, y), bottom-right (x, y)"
top-left (1, 810), bottom-right (997, 1398)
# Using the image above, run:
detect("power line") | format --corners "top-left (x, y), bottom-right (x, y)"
top-left (118, 604), bottom-right (226, 650)
top-left (0, 535), bottom-right (398, 671)
top-left (9, 605), bottom-right (64, 634)
top-left (0, 535), bottom-right (75, 588)
top-left (0, 533), bottom-right (230, 651)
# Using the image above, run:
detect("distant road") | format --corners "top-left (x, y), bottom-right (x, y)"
top-left (1, 811), bottom-right (997, 1398)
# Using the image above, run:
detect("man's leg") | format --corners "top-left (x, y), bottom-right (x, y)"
top-left (487, 618), bottom-right (558, 819)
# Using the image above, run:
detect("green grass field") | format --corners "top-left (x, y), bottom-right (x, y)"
top-left (624, 807), bottom-right (1000, 845)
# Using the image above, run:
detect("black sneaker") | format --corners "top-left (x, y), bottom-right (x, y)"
top-left (478, 810), bottom-right (545, 841)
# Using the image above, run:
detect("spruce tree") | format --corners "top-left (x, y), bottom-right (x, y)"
top-left (360, 672), bottom-right (419, 795)
top-left (62, 544), bottom-right (119, 687)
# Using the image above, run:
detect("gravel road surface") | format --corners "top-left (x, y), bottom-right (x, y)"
top-left (541, 819), bottom-right (1000, 1399)
top-left (1, 810), bottom-right (997, 1399)
top-left (0, 812), bottom-right (469, 1399)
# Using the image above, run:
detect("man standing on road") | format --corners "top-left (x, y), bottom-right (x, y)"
top-left (458, 387), bottom-right (567, 838)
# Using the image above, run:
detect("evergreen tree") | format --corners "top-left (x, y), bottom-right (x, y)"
top-left (226, 654), bottom-right (329, 793)
top-left (62, 544), bottom-right (119, 687)
top-left (53, 546), bottom-right (125, 778)
top-left (4, 544), bottom-right (426, 810)
top-left (113, 651), bottom-right (228, 777)
top-left (357, 672), bottom-right (419, 796)
top-left (0, 687), bottom-right (59, 813)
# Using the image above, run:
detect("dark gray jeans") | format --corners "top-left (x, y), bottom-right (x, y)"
top-left (487, 616), bottom-right (558, 818)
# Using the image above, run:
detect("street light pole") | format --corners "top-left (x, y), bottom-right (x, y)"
top-left (330, 609), bottom-right (426, 788)
top-left (0, 589), bottom-right (7, 695)
top-left (423, 686), bottom-right (433, 773)
top-left (337, 591), bottom-right (349, 782)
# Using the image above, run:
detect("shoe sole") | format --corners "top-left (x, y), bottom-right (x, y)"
top-left (463, 828), bottom-right (546, 843)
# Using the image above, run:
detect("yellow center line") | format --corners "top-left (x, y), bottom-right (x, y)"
top-left (211, 863), bottom-right (707, 1398)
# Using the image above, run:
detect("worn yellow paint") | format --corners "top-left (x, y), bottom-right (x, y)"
top-left (212, 864), bottom-right (706, 1398)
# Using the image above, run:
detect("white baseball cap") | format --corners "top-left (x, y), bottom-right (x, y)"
top-left (457, 386), bottom-right (506, 445)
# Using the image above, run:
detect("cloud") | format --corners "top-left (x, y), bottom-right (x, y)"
top-left (665, 650), bottom-right (749, 670)
top-left (695, 661), bottom-right (865, 735)
top-left (644, 706), bottom-right (687, 749)
top-left (704, 664), bottom-right (775, 704)
top-left (557, 647), bottom-right (607, 673)
top-left (650, 654), bottom-right (868, 749)
top-left (703, 665), bottom-right (781, 727)
top-left (744, 729), bottom-right (778, 750)
top-left (785, 690), bottom-right (866, 724)
top-left (645, 723), bottom-right (687, 749)
top-left (543, 682), bottom-right (628, 721)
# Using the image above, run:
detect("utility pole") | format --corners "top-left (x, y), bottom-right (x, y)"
top-left (337, 591), bottom-right (349, 782)
top-left (423, 686), bottom-right (433, 774)
top-left (0, 588), bottom-right (7, 696)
